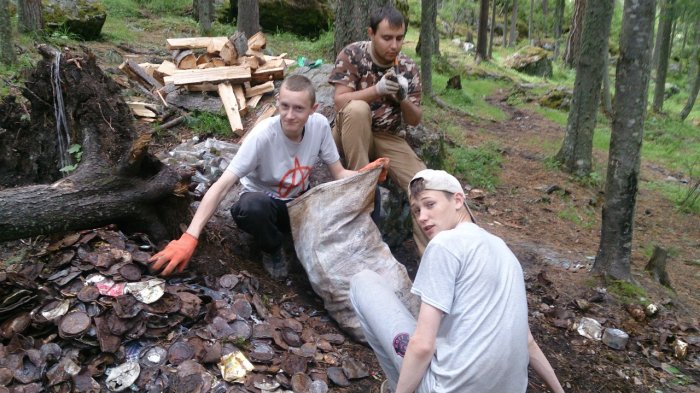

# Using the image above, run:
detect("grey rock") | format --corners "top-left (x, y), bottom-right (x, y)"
top-left (44, 0), bottom-right (107, 40)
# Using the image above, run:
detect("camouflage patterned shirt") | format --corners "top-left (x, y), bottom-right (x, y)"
top-left (328, 41), bottom-right (421, 134)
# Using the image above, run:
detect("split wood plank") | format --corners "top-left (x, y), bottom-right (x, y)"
top-left (233, 85), bottom-right (247, 114)
top-left (164, 66), bottom-right (251, 86)
top-left (244, 81), bottom-right (274, 98)
top-left (154, 61), bottom-right (178, 84)
top-left (119, 60), bottom-right (163, 91)
top-left (247, 32), bottom-right (266, 51)
top-left (166, 36), bottom-right (228, 51)
top-left (185, 83), bottom-right (219, 92)
top-left (218, 83), bottom-right (244, 135)
top-left (252, 66), bottom-right (284, 83)
top-left (246, 94), bottom-right (263, 110)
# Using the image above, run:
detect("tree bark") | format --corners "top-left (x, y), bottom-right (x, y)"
top-left (602, 51), bottom-right (613, 115)
top-left (476, 0), bottom-right (489, 62)
top-left (0, 46), bottom-right (187, 242)
top-left (503, 0), bottom-right (509, 47)
top-left (237, 0), bottom-right (260, 39)
top-left (528, 0), bottom-right (534, 43)
top-left (563, 0), bottom-right (587, 67)
top-left (509, 0), bottom-right (518, 46)
top-left (0, 0), bottom-right (15, 65)
top-left (593, 0), bottom-right (656, 281)
top-left (643, 246), bottom-right (673, 288)
top-left (554, 0), bottom-right (565, 58)
top-left (333, 0), bottom-right (390, 59)
top-left (680, 47), bottom-right (700, 120)
top-left (488, 0), bottom-right (496, 57)
top-left (18, 0), bottom-right (43, 33)
top-left (199, 0), bottom-right (213, 34)
top-left (556, 0), bottom-right (614, 177)
top-left (652, 0), bottom-right (675, 113)
top-left (420, 0), bottom-right (436, 98)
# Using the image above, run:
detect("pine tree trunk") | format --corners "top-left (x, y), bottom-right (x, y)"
top-left (476, 0), bottom-right (489, 61)
top-left (602, 51), bottom-right (613, 115)
top-left (528, 0), bottom-right (534, 43)
top-left (556, 0), bottom-right (614, 177)
top-left (680, 50), bottom-right (700, 120)
top-left (237, 0), bottom-right (260, 38)
top-left (509, 0), bottom-right (518, 46)
top-left (652, 0), bottom-right (675, 112)
top-left (334, 0), bottom-right (390, 58)
top-left (199, 0), bottom-right (213, 34)
top-left (420, 0), bottom-right (436, 97)
top-left (503, 0), bottom-right (509, 47)
top-left (594, 0), bottom-right (656, 281)
top-left (554, 0), bottom-right (565, 58)
top-left (488, 0), bottom-right (496, 57)
top-left (0, 0), bottom-right (14, 65)
top-left (18, 0), bottom-right (43, 33)
top-left (564, 0), bottom-right (587, 67)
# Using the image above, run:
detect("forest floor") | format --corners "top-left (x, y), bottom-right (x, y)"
top-left (1, 31), bottom-right (699, 393)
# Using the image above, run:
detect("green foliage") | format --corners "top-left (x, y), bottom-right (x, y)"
top-left (59, 144), bottom-right (83, 174)
top-left (606, 280), bottom-right (649, 305)
top-left (445, 142), bottom-right (502, 191)
top-left (186, 112), bottom-right (231, 136)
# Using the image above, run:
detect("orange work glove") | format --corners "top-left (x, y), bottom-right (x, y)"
top-left (359, 157), bottom-right (390, 182)
top-left (148, 232), bottom-right (198, 276)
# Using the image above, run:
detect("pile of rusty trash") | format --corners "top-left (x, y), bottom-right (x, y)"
top-left (0, 226), bottom-right (371, 392)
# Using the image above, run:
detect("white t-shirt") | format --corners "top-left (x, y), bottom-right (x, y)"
top-left (412, 222), bottom-right (529, 393)
top-left (226, 113), bottom-right (340, 199)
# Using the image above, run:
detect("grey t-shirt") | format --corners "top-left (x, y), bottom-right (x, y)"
top-left (412, 222), bottom-right (529, 393)
top-left (226, 113), bottom-right (340, 199)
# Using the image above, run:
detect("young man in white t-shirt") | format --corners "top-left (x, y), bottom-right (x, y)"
top-left (149, 75), bottom-right (374, 279)
top-left (350, 169), bottom-right (565, 393)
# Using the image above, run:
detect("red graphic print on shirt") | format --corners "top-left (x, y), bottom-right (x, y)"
top-left (278, 157), bottom-right (311, 198)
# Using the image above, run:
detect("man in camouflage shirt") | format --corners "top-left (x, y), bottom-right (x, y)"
top-left (329, 5), bottom-right (429, 254)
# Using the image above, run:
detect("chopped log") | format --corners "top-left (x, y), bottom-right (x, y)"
top-left (185, 83), bottom-right (219, 92)
top-left (119, 59), bottom-right (163, 91)
top-left (246, 94), bottom-right (263, 110)
top-left (645, 246), bottom-right (673, 289)
top-left (154, 61), bottom-right (178, 84)
top-left (126, 101), bottom-right (163, 115)
top-left (137, 62), bottom-right (159, 78)
top-left (257, 58), bottom-right (286, 71)
top-left (217, 83), bottom-right (244, 135)
top-left (0, 47), bottom-right (186, 242)
top-left (246, 49), bottom-right (266, 66)
top-left (230, 31), bottom-right (249, 60)
top-left (173, 49), bottom-right (197, 69)
top-left (263, 53), bottom-right (287, 62)
top-left (163, 66), bottom-right (251, 86)
top-left (166, 36), bottom-right (227, 51)
top-left (244, 81), bottom-right (274, 98)
top-left (233, 85), bottom-right (247, 114)
top-left (196, 54), bottom-right (211, 66)
top-left (219, 41), bottom-right (239, 65)
top-left (247, 32), bottom-right (266, 51)
top-left (252, 66), bottom-right (284, 83)
top-left (210, 57), bottom-right (226, 67)
top-left (237, 55), bottom-right (260, 70)
top-left (207, 37), bottom-right (229, 54)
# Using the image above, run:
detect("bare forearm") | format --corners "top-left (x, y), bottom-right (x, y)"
top-left (529, 333), bottom-right (565, 393)
top-left (395, 341), bottom-right (434, 393)
top-left (400, 98), bottom-right (422, 126)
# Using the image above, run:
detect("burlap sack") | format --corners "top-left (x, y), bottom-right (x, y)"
top-left (287, 168), bottom-right (419, 342)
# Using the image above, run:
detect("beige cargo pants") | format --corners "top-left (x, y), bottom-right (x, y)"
top-left (333, 100), bottom-right (430, 255)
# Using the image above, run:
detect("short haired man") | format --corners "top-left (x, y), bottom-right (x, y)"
top-left (350, 169), bottom-right (565, 393)
top-left (149, 75), bottom-right (360, 279)
top-left (329, 5), bottom-right (430, 254)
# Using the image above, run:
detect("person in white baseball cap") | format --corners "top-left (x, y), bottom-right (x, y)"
top-left (350, 169), bottom-right (564, 393)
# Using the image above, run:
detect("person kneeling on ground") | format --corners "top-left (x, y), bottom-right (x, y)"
top-left (350, 169), bottom-right (565, 393)
top-left (149, 75), bottom-right (384, 280)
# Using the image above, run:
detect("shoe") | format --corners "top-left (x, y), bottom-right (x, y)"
top-left (380, 380), bottom-right (395, 393)
top-left (261, 248), bottom-right (289, 280)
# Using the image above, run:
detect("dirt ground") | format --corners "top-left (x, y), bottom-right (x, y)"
top-left (1, 39), bottom-right (699, 392)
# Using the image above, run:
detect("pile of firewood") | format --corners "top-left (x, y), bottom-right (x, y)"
top-left (119, 32), bottom-right (293, 136)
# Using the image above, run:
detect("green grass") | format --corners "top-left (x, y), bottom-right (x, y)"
top-left (557, 203), bottom-right (596, 229)
top-left (607, 280), bottom-right (649, 305)
top-left (445, 142), bottom-right (503, 191)
top-left (186, 112), bottom-right (232, 137)
top-left (267, 30), bottom-right (335, 63)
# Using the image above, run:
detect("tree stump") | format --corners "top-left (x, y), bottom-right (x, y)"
top-left (0, 46), bottom-right (189, 242)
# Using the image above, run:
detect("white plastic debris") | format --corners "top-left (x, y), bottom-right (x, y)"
top-left (577, 317), bottom-right (603, 341)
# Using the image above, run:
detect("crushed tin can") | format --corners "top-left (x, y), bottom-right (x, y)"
top-left (105, 361), bottom-right (140, 392)
top-left (577, 317), bottom-right (603, 341)
top-left (124, 279), bottom-right (165, 304)
top-left (218, 349), bottom-right (254, 383)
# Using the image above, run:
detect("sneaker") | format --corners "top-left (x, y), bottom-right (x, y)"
top-left (261, 248), bottom-right (289, 280)
top-left (380, 380), bottom-right (395, 393)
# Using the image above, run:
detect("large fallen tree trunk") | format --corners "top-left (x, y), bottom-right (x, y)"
top-left (0, 46), bottom-right (189, 241)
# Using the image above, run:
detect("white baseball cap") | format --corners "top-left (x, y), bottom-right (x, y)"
top-left (409, 169), bottom-right (476, 222)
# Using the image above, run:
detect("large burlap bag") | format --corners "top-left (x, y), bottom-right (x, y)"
top-left (287, 168), bottom-right (419, 342)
